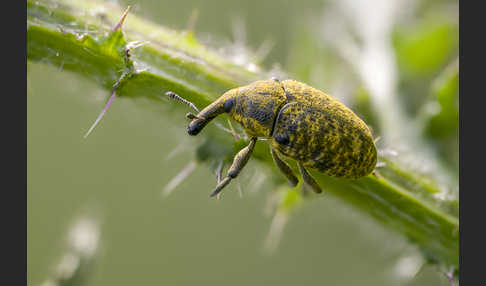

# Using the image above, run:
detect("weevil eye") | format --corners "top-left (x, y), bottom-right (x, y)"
top-left (274, 133), bottom-right (289, 145)
top-left (223, 99), bottom-right (234, 113)
top-left (188, 121), bottom-right (203, 135)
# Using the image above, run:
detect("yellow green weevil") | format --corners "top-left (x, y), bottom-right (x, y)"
top-left (166, 78), bottom-right (377, 197)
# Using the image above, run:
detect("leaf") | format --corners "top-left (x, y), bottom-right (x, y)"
top-left (393, 14), bottom-right (458, 77)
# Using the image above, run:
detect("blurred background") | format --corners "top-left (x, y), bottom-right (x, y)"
top-left (27, 0), bottom-right (458, 285)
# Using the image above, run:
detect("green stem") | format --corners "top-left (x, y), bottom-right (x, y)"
top-left (27, 0), bottom-right (458, 268)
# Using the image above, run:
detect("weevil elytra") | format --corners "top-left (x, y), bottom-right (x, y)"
top-left (167, 79), bottom-right (377, 197)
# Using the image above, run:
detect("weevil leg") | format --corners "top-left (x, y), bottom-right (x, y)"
top-left (226, 118), bottom-right (240, 141)
top-left (297, 162), bottom-right (322, 194)
top-left (210, 138), bottom-right (257, 197)
top-left (270, 149), bottom-right (299, 187)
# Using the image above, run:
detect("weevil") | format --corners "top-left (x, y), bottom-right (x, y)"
top-left (167, 78), bottom-right (377, 197)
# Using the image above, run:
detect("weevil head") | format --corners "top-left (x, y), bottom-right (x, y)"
top-left (188, 80), bottom-right (287, 137)
top-left (188, 80), bottom-right (286, 137)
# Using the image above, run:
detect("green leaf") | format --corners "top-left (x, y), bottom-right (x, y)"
top-left (424, 60), bottom-right (459, 138)
top-left (393, 14), bottom-right (458, 77)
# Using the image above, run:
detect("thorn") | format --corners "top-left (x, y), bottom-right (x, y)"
top-left (252, 38), bottom-right (274, 63)
top-left (111, 5), bottom-right (131, 33)
top-left (59, 59), bottom-right (64, 72)
top-left (374, 136), bottom-right (381, 144)
top-left (162, 160), bottom-right (197, 197)
top-left (84, 72), bottom-right (129, 138)
top-left (84, 87), bottom-right (117, 138)
top-left (185, 8), bottom-right (199, 32)
top-left (411, 261), bottom-right (427, 281)
top-left (236, 180), bottom-right (243, 198)
top-left (213, 122), bottom-right (235, 135)
top-left (125, 41), bottom-right (149, 62)
top-left (436, 266), bottom-right (456, 286)
top-left (445, 268), bottom-right (456, 286)
top-left (248, 170), bottom-right (265, 194)
top-left (166, 142), bottom-right (188, 161)
top-left (126, 41), bottom-right (149, 50)
top-left (216, 161), bottom-right (224, 184)
top-left (375, 161), bottom-right (386, 168)
top-left (263, 210), bottom-right (288, 254)
top-left (263, 192), bottom-right (279, 217)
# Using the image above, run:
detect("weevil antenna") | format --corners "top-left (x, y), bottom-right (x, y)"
top-left (165, 91), bottom-right (201, 115)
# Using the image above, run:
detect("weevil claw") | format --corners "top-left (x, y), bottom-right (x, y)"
top-left (210, 177), bottom-right (231, 197)
top-left (185, 112), bottom-right (204, 120)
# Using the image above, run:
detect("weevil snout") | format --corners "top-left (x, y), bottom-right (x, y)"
top-left (188, 118), bottom-right (208, 135)
top-left (186, 91), bottom-right (237, 135)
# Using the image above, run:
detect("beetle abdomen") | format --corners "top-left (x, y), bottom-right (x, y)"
top-left (271, 81), bottom-right (377, 179)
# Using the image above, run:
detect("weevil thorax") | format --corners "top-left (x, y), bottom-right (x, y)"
top-left (227, 80), bottom-right (287, 138)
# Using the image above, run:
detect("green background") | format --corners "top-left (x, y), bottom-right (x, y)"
top-left (28, 0), bottom-right (458, 285)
